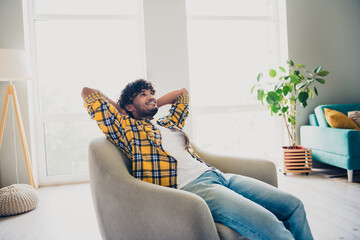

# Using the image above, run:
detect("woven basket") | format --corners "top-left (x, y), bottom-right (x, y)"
top-left (0, 184), bottom-right (39, 217)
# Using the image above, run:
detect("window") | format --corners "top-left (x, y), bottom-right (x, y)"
top-left (27, 0), bottom-right (146, 184)
top-left (186, 0), bottom-right (288, 162)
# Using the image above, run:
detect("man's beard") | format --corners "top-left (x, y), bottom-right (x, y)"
top-left (135, 106), bottom-right (158, 119)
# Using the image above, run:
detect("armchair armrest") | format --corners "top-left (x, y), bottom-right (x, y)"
top-left (191, 144), bottom-right (278, 188)
top-left (89, 138), bottom-right (219, 240)
top-left (300, 126), bottom-right (360, 156)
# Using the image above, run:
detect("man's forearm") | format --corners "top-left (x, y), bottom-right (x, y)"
top-left (81, 87), bottom-right (126, 114)
top-left (157, 88), bottom-right (188, 108)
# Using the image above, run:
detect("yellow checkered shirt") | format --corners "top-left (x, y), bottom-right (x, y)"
top-left (84, 91), bottom-right (204, 188)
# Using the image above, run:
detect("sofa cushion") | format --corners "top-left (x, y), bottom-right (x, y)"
top-left (314, 103), bottom-right (360, 127)
top-left (348, 111), bottom-right (360, 128)
top-left (324, 108), bottom-right (360, 131)
top-left (309, 114), bottom-right (319, 126)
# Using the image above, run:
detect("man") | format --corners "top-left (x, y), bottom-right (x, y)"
top-left (82, 79), bottom-right (313, 240)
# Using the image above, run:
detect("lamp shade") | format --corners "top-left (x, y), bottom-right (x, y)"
top-left (0, 49), bottom-right (32, 81)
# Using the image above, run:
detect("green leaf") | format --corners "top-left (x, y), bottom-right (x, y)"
top-left (295, 64), bottom-right (306, 68)
top-left (279, 66), bottom-right (286, 73)
top-left (317, 70), bottom-right (329, 77)
top-left (271, 105), bottom-right (280, 113)
top-left (313, 66), bottom-right (322, 73)
top-left (315, 78), bottom-right (325, 84)
top-left (257, 89), bottom-right (265, 102)
top-left (295, 83), bottom-right (307, 90)
top-left (308, 88), bottom-right (315, 99)
top-left (274, 82), bottom-right (284, 91)
top-left (266, 96), bottom-right (275, 105)
top-left (257, 73), bottom-right (263, 82)
top-left (283, 85), bottom-right (291, 96)
top-left (269, 69), bottom-right (277, 78)
top-left (314, 87), bottom-right (318, 96)
top-left (251, 85), bottom-right (256, 94)
top-left (306, 71), bottom-right (314, 77)
top-left (288, 115), bottom-right (296, 126)
top-left (289, 75), bottom-right (300, 84)
top-left (285, 83), bottom-right (293, 91)
top-left (298, 92), bottom-right (309, 107)
top-left (306, 77), bottom-right (314, 83)
top-left (266, 91), bottom-right (280, 105)
top-left (276, 88), bottom-right (283, 96)
top-left (282, 106), bottom-right (289, 113)
top-left (287, 59), bottom-right (294, 67)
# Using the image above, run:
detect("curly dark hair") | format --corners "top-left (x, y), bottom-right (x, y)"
top-left (117, 79), bottom-right (156, 116)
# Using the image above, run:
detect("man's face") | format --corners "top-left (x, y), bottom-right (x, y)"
top-left (126, 89), bottom-right (158, 119)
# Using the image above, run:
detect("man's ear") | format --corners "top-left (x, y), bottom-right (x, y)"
top-left (125, 104), bottom-right (134, 112)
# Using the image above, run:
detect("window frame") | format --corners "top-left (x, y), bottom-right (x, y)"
top-left (24, 0), bottom-right (147, 185)
top-left (186, 0), bottom-right (289, 162)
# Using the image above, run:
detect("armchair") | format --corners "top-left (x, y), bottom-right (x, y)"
top-left (300, 103), bottom-right (360, 182)
top-left (88, 137), bottom-right (278, 240)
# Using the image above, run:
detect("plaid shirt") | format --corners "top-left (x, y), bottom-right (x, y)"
top-left (84, 91), bottom-right (204, 188)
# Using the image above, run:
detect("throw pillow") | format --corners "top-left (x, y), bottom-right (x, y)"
top-left (348, 111), bottom-right (360, 128)
top-left (324, 108), bottom-right (360, 131)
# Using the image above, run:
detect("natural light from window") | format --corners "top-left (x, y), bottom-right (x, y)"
top-left (186, 0), bottom-right (287, 162)
top-left (31, 0), bottom-right (145, 182)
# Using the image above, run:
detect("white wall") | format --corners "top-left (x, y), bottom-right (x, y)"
top-left (143, 0), bottom-right (192, 134)
top-left (286, 0), bottom-right (360, 143)
top-left (0, 0), bottom-right (32, 187)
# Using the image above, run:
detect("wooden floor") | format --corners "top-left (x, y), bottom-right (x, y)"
top-left (1, 168), bottom-right (360, 240)
top-left (278, 169), bottom-right (360, 240)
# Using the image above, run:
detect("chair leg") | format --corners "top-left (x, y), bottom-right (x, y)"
top-left (347, 170), bottom-right (353, 182)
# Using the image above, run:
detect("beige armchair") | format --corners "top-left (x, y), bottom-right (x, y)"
top-left (88, 137), bottom-right (278, 240)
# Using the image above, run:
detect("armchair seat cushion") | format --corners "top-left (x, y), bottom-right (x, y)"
top-left (215, 223), bottom-right (249, 240)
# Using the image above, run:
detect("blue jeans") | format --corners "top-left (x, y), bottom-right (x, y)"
top-left (181, 170), bottom-right (313, 240)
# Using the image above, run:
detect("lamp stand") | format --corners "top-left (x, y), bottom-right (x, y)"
top-left (0, 84), bottom-right (35, 188)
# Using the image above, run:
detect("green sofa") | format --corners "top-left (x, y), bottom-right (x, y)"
top-left (300, 103), bottom-right (360, 182)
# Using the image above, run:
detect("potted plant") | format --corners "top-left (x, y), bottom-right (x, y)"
top-left (251, 60), bottom-right (329, 175)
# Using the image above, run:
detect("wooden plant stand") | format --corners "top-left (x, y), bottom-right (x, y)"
top-left (282, 146), bottom-right (312, 175)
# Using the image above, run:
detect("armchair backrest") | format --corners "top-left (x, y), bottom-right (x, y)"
top-left (314, 103), bottom-right (360, 127)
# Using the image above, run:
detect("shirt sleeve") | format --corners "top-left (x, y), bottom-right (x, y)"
top-left (84, 91), bottom-right (128, 147)
top-left (160, 93), bottom-right (190, 129)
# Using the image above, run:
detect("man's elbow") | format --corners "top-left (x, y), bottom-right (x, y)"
top-left (181, 88), bottom-right (188, 95)
top-left (81, 87), bottom-right (93, 100)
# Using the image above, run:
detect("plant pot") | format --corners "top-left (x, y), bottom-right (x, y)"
top-left (282, 146), bottom-right (312, 175)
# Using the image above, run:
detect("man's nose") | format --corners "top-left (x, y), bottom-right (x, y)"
top-left (148, 94), bottom-right (155, 101)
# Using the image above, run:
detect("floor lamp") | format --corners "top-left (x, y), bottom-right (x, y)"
top-left (0, 49), bottom-right (35, 188)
